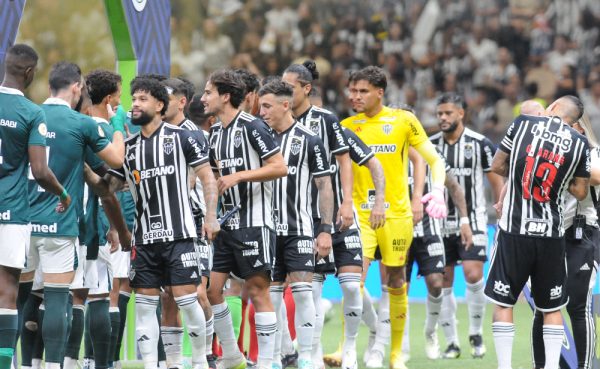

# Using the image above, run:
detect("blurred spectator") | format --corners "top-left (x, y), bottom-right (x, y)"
top-left (198, 19), bottom-right (235, 76)
top-left (580, 75), bottom-right (600, 139)
top-left (467, 23), bottom-right (498, 68)
top-left (547, 34), bottom-right (578, 75)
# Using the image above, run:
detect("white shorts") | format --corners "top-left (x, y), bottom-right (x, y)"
top-left (89, 243), bottom-right (113, 295)
top-left (71, 245), bottom-right (98, 290)
top-left (111, 246), bottom-right (130, 279)
top-left (0, 223), bottom-right (31, 269)
top-left (23, 236), bottom-right (77, 274)
top-left (32, 267), bottom-right (44, 291)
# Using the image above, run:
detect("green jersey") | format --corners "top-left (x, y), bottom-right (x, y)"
top-left (29, 99), bottom-right (110, 237)
top-left (0, 86), bottom-right (47, 224)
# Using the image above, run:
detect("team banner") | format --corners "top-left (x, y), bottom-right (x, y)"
top-left (0, 0), bottom-right (26, 81)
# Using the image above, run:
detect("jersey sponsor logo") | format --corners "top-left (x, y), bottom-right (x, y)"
top-left (132, 165), bottom-right (175, 184)
top-left (219, 158), bottom-right (243, 169)
top-left (350, 140), bottom-right (368, 159)
top-left (392, 238), bottom-right (407, 252)
top-left (196, 243), bottom-right (210, 258)
top-left (525, 219), bottom-right (549, 235)
top-left (132, 0), bottom-right (147, 12)
top-left (448, 167), bottom-right (472, 176)
top-left (550, 285), bottom-right (562, 300)
top-left (360, 189), bottom-right (389, 210)
top-left (473, 234), bottom-right (488, 247)
top-left (493, 280), bottom-right (510, 296)
top-left (0, 210), bottom-right (10, 220)
top-left (142, 229), bottom-right (174, 241)
top-left (180, 252), bottom-right (198, 268)
top-left (427, 242), bottom-right (444, 256)
top-left (530, 122), bottom-right (573, 151)
top-left (344, 234), bottom-right (362, 249)
top-left (31, 223), bottom-right (58, 233)
top-left (369, 144), bottom-right (397, 153)
top-left (251, 129), bottom-right (269, 153)
top-left (0, 118), bottom-right (18, 128)
top-left (163, 137), bottom-right (174, 155)
top-left (234, 130), bottom-right (242, 148)
top-left (314, 145), bottom-right (325, 171)
top-left (382, 124), bottom-right (393, 135)
top-left (463, 143), bottom-right (473, 159)
top-left (297, 239), bottom-right (313, 254)
top-left (290, 138), bottom-right (302, 156)
top-left (276, 223), bottom-right (288, 232)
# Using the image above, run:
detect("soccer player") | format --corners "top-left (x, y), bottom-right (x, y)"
top-left (0, 44), bottom-right (70, 369)
top-left (258, 80), bottom-right (333, 369)
top-left (104, 76), bottom-right (219, 369)
top-left (281, 61), bottom-right (355, 369)
top-left (342, 66), bottom-right (447, 369)
top-left (428, 93), bottom-right (504, 358)
top-left (486, 96), bottom-right (590, 369)
top-left (202, 70), bottom-right (287, 369)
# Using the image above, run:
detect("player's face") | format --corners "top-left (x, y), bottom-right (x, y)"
top-left (436, 102), bottom-right (464, 132)
top-left (164, 93), bottom-right (185, 123)
top-left (131, 90), bottom-right (160, 126)
top-left (259, 93), bottom-right (288, 126)
top-left (201, 82), bottom-right (224, 115)
top-left (71, 78), bottom-right (84, 108)
top-left (348, 80), bottom-right (382, 114)
top-left (108, 83), bottom-right (122, 110)
top-left (282, 72), bottom-right (309, 108)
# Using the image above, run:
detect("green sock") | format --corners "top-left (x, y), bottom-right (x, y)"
top-left (225, 295), bottom-right (242, 339)
top-left (62, 294), bottom-right (73, 359)
top-left (43, 285), bottom-right (70, 363)
top-left (0, 310), bottom-right (17, 369)
top-left (114, 293), bottom-right (130, 362)
top-left (20, 293), bottom-right (43, 366)
top-left (89, 300), bottom-right (111, 369)
top-left (156, 303), bottom-right (166, 362)
top-left (32, 306), bottom-right (44, 361)
top-left (84, 305), bottom-right (93, 358)
top-left (108, 308), bottom-right (120, 366)
top-left (16, 281), bottom-right (33, 345)
top-left (65, 305), bottom-right (85, 359)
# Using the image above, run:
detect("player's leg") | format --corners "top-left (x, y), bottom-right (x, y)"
top-left (161, 287), bottom-right (183, 369)
top-left (223, 279), bottom-right (244, 341)
top-left (358, 223), bottom-right (380, 366)
top-left (109, 245), bottom-right (131, 369)
top-left (195, 237), bottom-right (215, 365)
top-left (420, 237), bottom-right (444, 360)
top-left (20, 266), bottom-right (43, 369)
top-left (114, 278), bottom-right (131, 369)
top-left (269, 236), bottom-right (288, 369)
top-left (440, 235), bottom-right (459, 358)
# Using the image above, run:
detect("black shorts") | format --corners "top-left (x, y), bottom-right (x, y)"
top-left (484, 230), bottom-right (568, 312)
top-left (195, 237), bottom-right (212, 278)
top-left (313, 219), bottom-right (362, 275)
top-left (129, 239), bottom-right (201, 289)
top-left (272, 235), bottom-right (315, 282)
top-left (212, 227), bottom-right (274, 280)
top-left (444, 230), bottom-right (488, 265)
top-left (406, 234), bottom-right (445, 282)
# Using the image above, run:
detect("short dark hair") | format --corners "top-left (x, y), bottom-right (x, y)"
top-left (348, 66), bottom-right (387, 91)
top-left (4, 44), bottom-right (38, 76)
top-left (436, 92), bottom-right (466, 109)
top-left (131, 76), bottom-right (169, 115)
top-left (49, 62), bottom-right (82, 93)
top-left (188, 93), bottom-right (212, 125)
top-left (235, 69), bottom-right (260, 95)
top-left (75, 82), bottom-right (91, 113)
top-left (562, 95), bottom-right (584, 122)
top-left (208, 70), bottom-right (245, 109)
top-left (162, 78), bottom-right (187, 96)
top-left (85, 69), bottom-right (122, 105)
top-left (284, 60), bottom-right (319, 85)
top-left (261, 75), bottom-right (281, 86)
top-left (138, 73), bottom-right (167, 82)
top-left (176, 76), bottom-right (196, 102)
top-left (258, 80), bottom-right (293, 98)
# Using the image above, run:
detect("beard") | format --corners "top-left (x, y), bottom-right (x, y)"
top-left (131, 110), bottom-right (154, 126)
top-left (440, 120), bottom-right (459, 133)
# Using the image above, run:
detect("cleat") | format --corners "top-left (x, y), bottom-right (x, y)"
top-left (323, 345), bottom-right (342, 368)
top-left (272, 362), bottom-right (282, 369)
top-left (424, 332), bottom-right (440, 359)
top-left (340, 350), bottom-right (357, 369)
top-left (469, 335), bottom-right (486, 358)
top-left (216, 353), bottom-right (247, 369)
top-left (281, 351), bottom-right (298, 368)
top-left (388, 356), bottom-right (407, 369)
top-left (207, 355), bottom-right (218, 369)
top-left (442, 343), bottom-right (461, 359)
top-left (192, 364), bottom-right (209, 369)
top-left (297, 359), bottom-right (313, 369)
top-left (365, 349), bottom-right (384, 369)
top-left (362, 332), bottom-right (376, 365)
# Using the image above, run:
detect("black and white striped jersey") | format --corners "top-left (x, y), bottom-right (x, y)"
top-left (209, 111), bottom-right (280, 230)
top-left (430, 127), bottom-right (495, 236)
top-left (498, 115), bottom-right (590, 238)
top-left (179, 118), bottom-right (209, 218)
top-left (110, 122), bottom-right (208, 245)
top-left (273, 122), bottom-right (330, 236)
top-left (344, 127), bottom-right (374, 166)
top-left (296, 105), bottom-right (349, 226)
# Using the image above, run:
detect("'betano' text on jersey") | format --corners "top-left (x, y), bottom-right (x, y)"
top-left (110, 122), bottom-right (208, 245)
top-left (499, 115), bottom-right (590, 238)
top-left (209, 111), bottom-right (280, 230)
top-left (274, 122), bottom-right (330, 236)
top-left (0, 86), bottom-right (47, 224)
top-left (429, 127), bottom-right (495, 235)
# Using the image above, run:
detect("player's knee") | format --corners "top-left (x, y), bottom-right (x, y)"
top-left (24, 320), bottom-right (38, 331)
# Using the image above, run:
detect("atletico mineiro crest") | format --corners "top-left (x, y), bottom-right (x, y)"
top-left (463, 143), bottom-right (473, 159)
top-left (163, 137), bottom-right (174, 155)
top-left (290, 138), bottom-right (302, 155)
top-left (382, 124), bottom-right (393, 135)
top-left (234, 130), bottom-right (242, 148)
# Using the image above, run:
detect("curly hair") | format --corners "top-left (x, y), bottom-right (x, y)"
top-left (85, 69), bottom-right (122, 105)
top-left (131, 76), bottom-right (169, 115)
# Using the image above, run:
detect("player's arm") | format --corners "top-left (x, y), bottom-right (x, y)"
top-left (219, 152), bottom-right (287, 194)
top-left (591, 163), bottom-right (600, 186)
top-left (365, 156), bottom-right (386, 229)
top-left (101, 193), bottom-right (131, 252)
top-left (29, 145), bottom-right (71, 210)
top-left (409, 147), bottom-right (425, 224)
top-left (314, 174), bottom-right (334, 258)
top-left (445, 171), bottom-right (473, 248)
top-left (95, 142), bottom-right (124, 169)
top-left (194, 163), bottom-right (220, 241)
top-left (335, 151), bottom-right (354, 231)
top-left (491, 150), bottom-right (510, 177)
top-left (413, 140), bottom-right (447, 218)
top-left (569, 177), bottom-right (590, 201)
top-left (569, 142), bottom-right (592, 201)
top-left (487, 172), bottom-right (505, 203)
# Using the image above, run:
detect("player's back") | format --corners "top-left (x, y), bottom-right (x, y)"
top-left (499, 115), bottom-right (590, 237)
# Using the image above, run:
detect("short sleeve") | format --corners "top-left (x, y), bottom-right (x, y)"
top-left (574, 138), bottom-right (591, 178)
top-left (28, 108), bottom-right (47, 147)
top-left (481, 137), bottom-right (496, 172)
top-left (345, 128), bottom-right (374, 166)
top-left (180, 129), bottom-right (209, 167)
top-left (307, 135), bottom-right (331, 177)
top-left (247, 119), bottom-right (279, 160)
top-left (499, 118), bottom-right (519, 153)
top-left (81, 116), bottom-right (110, 153)
top-left (325, 114), bottom-right (349, 155)
top-left (85, 147), bottom-right (105, 171)
top-left (405, 111), bottom-right (428, 148)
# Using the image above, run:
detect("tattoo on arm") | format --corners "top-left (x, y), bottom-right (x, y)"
top-left (196, 165), bottom-right (218, 219)
top-left (315, 175), bottom-right (334, 225)
top-left (445, 172), bottom-right (468, 217)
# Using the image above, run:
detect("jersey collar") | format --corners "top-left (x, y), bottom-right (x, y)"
top-left (43, 97), bottom-right (71, 107)
top-left (91, 116), bottom-right (109, 125)
top-left (0, 86), bottom-right (24, 96)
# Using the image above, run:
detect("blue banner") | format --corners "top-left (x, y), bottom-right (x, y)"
top-left (0, 0), bottom-right (26, 81)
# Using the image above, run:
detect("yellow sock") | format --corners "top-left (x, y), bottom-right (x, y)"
top-left (388, 285), bottom-right (408, 363)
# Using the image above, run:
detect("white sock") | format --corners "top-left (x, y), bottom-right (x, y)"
top-left (440, 288), bottom-right (459, 346)
top-left (46, 363), bottom-right (60, 369)
top-left (543, 325), bottom-right (564, 369)
top-left (492, 322), bottom-right (514, 369)
top-left (63, 357), bottom-right (79, 369)
top-left (175, 294), bottom-right (207, 365)
top-left (465, 279), bottom-right (486, 335)
top-left (311, 274), bottom-right (325, 363)
top-left (255, 311), bottom-right (277, 368)
top-left (158, 361), bottom-right (167, 369)
top-left (362, 287), bottom-right (378, 333)
top-left (402, 305), bottom-right (410, 353)
top-left (425, 292), bottom-right (443, 336)
top-left (205, 315), bottom-right (214, 356)
top-left (32, 358), bottom-right (42, 369)
top-left (269, 285), bottom-right (285, 364)
top-left (135, 294), bottom-right (160, 369)
top-left (280, 300), bottom-right (295, 356)
top-left (161, 326), bottom-right (184, 369)
top-left (212, 302), bottom-right (239, 358)
top-left (339, 273), bottom-right (362, 353)
top-left (373, 284), bottom-right (390, 353)
top-left (292, 282), bottom-right (316, 361)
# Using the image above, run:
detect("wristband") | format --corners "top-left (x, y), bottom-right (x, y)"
top-left (317, 223), bottom-right (332, 234)
top-left (459, 217), bottom-right (470, 225)
top-left (60, 188), bottom-right (69, 201)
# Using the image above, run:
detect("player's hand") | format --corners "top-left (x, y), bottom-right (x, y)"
top-left (337, 200), bottom-right (353, 231)
top-left (460, 223), bottom-right (473, 250)
top-left (315, 232), bottom-right (332, 259)
top-left (56, 194), bottom-right (72, 213)
top-left (119, 230), bottom-right (132, 252)
top-left (106, 228), bottom-right (120, 253)
top-left (493, 200), bottom-right (503, 218)
top-left (411, 195), bottom-right (423, 225)
top-left (217, 174), bottom-right (240, 195)
top-left (421, 186), bottom-right (447, 219)
top-left (370, 199), bottom-right (386, 229)
top-left (202, 217), bottom-right (221, 241)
